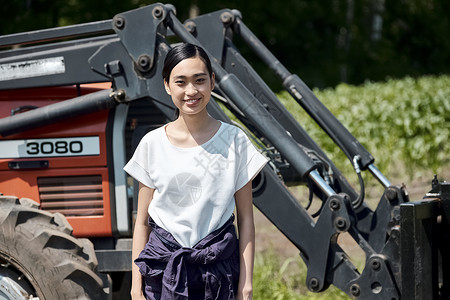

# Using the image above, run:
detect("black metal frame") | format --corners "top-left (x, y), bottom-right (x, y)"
top-left (1, 3), bottom-right (449, 299)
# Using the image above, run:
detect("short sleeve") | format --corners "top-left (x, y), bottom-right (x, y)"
top-left (123, 138), bottom-right (156, 189)
top-left (235, 131), bottom-right (268, 191)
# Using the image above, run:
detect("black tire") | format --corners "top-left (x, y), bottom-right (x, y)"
top-left (0, 196), bottom-right (109, 300)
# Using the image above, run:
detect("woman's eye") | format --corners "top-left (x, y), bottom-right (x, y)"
top-left (197, 78), bottom-right (206, 83)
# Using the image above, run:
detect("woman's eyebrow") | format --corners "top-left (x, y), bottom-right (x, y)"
top-left (193, 72), bottom-right (208, 77)
top-left (172, 73), bottom-right (208, 79)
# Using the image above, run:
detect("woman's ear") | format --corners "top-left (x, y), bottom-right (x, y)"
top-left (164, 80), bottom-right (171, 95)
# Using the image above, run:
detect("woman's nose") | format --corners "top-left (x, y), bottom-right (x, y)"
top-left (185, 83), bottom-right (197, 95)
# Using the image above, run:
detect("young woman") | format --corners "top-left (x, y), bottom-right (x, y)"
top-left (124, 43), bottom-right (267, 300)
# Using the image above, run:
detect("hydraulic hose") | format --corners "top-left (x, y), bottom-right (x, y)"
top-left (0, 89), bottom-right (117, 137)
top-left (232, 14), bottom-right (375, 170)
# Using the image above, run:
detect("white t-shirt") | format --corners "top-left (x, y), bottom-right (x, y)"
top-left (124, 121), bottom-right (268, 247)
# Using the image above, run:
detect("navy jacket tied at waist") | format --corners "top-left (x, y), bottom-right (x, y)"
top-left (135, 216), bottom-right (240, 300)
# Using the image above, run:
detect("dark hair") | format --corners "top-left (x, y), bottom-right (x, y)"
top-left (162, 43), bottom-right (213, 83)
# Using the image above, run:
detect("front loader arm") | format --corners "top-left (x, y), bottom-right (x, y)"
top-left (162, 7), bottom-right (401, 298)
top-left (173, 8), bottom-right (404, 298)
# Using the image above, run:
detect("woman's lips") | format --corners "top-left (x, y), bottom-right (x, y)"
top-left (184, 98), bottom-right (200, 105)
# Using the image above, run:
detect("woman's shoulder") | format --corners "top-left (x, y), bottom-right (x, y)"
top-left (219, 121), bottom-right (241, 135)
top-left (219, 122), bottom-right (249, 141)
top-left (142, 124), bottom-right (166, 139)
top-left (136, 124), bottom-right (167, 148)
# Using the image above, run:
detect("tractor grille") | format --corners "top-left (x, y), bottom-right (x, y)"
top-left (38, 175), bottom-right (104, 216)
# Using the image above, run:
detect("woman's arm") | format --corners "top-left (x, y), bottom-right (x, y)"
top-left (235, 181), bottom-right (255, 300)
top-left (131, 182), bottom-right (155, 299)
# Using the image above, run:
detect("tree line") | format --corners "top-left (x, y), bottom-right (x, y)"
top-left (2, 0), bottom-right (449, 89)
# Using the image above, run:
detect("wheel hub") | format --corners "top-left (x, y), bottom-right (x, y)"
top-left (0, 262), bottom-right (38, 300)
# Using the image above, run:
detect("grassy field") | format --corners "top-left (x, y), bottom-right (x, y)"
top-left (253, 250), bottom-right (350, 299)
top-left (251, 74), bottom-right (450, 299)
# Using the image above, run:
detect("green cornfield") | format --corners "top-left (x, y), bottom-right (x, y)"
top-left (278, 75), bottom-right (450, 180)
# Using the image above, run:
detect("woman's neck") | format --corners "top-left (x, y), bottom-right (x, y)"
top-left (167, 111), bottom-right (220, 147)
top-left (176, 110), bottom-right (214, 134)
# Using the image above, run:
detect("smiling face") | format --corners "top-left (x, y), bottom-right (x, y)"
top-left (164, 56), bottom-right (215, 117)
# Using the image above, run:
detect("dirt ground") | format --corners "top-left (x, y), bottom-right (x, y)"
top-left (253, 169), bottom-right (449, 262)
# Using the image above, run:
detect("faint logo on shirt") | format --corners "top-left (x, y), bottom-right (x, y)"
top-left (167, 173), bottom-right (202, 207)
top-left (194, 126), bottom-right (247, 178)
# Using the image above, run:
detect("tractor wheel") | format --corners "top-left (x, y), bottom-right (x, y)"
top-left (0, 196), bottom-right (109, 300)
